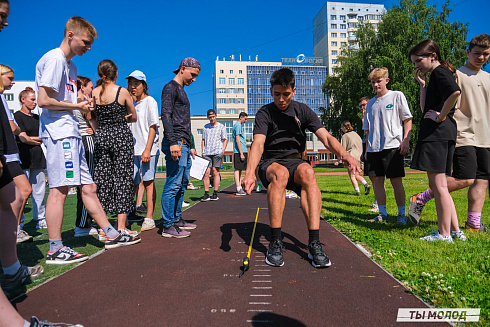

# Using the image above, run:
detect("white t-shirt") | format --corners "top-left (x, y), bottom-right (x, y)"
top-left (202, 122), bottom-right (227, 156)
top-left (454, 66), bottom-right (490, 148)
top-left (1, 94), bottom-right (21, 163)
top-left (129, 96), bottom-right (160, 156)
top-left (35, 48), bottom-right (80, 140)
top-left (362, 90), bottom-right (412, 152)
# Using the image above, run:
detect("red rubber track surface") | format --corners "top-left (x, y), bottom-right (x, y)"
top-left (14, 187), bottom-right (448, 327)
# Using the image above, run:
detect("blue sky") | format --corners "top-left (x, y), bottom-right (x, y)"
top-left (2, 0), bottom-right (486, 116)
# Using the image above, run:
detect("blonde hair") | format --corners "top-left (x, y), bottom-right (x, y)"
top-left (0, 64), bottom-right (13, 93)
top-left (368, 67), bottom-right (389, 81)
top-left (64, 16), bottom-right (98, 40)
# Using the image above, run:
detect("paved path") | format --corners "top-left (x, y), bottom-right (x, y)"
top-left (14, 187), bottom-right (447, 326)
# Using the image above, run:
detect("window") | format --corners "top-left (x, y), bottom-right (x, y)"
top-left (340, 24), bottom-right (346, 29)
top-left (229, 88), bottom-right (235, 94)
top-left (222, 121), bottom-right (234, 142)
top-left (239, 70), bottom-right (242, 74)
top-left (237, 98), bottom-right (244, 104)
top-left (229, 98), bottom-right (236, 104)
top-left (229, 78), bottom-right (235, 85)
top-left (219, 78), bottom-right (225, 84)
top-left (230, 70), bottom-right (233, 74)
top-left (330, 24), bottom-right (337, 29)
top-left (340, 15), bottom-right (346, 20)
top-left (332, 50), bottom-right (337, 55)
top-left (347, 22), bottom-right (357, 28)
top-left (332, 59), bottom-right (337, 64)
top-left (219, 109), bottom-right (226, 114)
top-left (223, 155), bottom-right (232, 163)
top-left (331, 41), bottom-right (337, 46)
top-left (197, 129), bottom-right (203, 135)
top-left (244, 121), bottom-right (254, 143)
top-left (219, 70), bottom-right (224, 74)
top-left (238, 78), bottom-right (244, 85)
top-left (218, 88), bottom-right (226, 94)
top-left (358, 16), bottom-right (364, 21)
top-left (340, 33), bottom-right (346, 38)
top-left (331, 33), bottom-right (337, 37)
top-left (330, 15), bottom-right (336, 20)
top-left (341, 42), bottom-right (347, 46)
top-left (332, 68), bottom-right (336, 74)
top-left (306, 130), bottom-right (313, 142)
top-left (229, 109), bottom-right (236, 115)
top-left (237, 88), bottom-right (244, 94)
top-left (4, 93), bottom-right (14, 101)
top-left (219, 98), bottom-right (226, 104)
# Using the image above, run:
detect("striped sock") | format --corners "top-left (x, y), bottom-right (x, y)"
top-left (417, 189), bottom-right (433, 204)
top-left (466, 212), bottom-right (481, 229)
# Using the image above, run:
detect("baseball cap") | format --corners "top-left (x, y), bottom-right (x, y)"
top-left (173, 57), bottom-right (201, 74)
top-left (126, 70), bottom-right (146, 82)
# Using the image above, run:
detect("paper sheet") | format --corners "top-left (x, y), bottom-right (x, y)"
top-left (190, 155), bottom-right (210, 180)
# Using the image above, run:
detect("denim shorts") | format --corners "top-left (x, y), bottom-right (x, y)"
top-left (133, 154), bottom-right (159, 184)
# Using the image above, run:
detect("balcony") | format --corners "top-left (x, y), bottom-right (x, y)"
top-left (348, 35), bottom-right (357, 42)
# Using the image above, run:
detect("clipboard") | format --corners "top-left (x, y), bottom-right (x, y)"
top-left (190, 155), bottom-right (211, 180)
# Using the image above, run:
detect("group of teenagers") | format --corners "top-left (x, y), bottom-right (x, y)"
top-left (0, 1), bottom-right (489, 325)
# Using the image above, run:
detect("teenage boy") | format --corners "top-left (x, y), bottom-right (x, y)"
top-left (160, 57), bottom-right (200, 238)
top-left (36, 16), bottom-right (140, 265)
top-left (200, 109), bottom-right (227, 201)
top-left (409, 34), bottom-right (490, 231)
top-left (363, 68), bottom-right (412, 225)
top-left (127, 70), bottom-right (160, 231)
top-left (233, 112), bottom-right (248, 195)
top-left (242, 68), bottom-right (361, 268)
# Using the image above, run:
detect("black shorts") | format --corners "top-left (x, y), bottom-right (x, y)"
top-left (452, 146), bottom-right (490, 180)
top-left (6, 160), bottom-right (24, 178)
top-left (0, 156), bottom-right (14, 189)
top-left (234, 153), bottom-right (248, 171)
top-left (411, 140), bottom-right (455, 175)
top-left (258, 158), bottom-right (308, 194)
top-left (365, 148), bottom-right (405, 178)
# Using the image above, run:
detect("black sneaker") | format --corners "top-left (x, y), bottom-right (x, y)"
top-left (210, 192), bottom-right (219, 201)
top-left (46, 247), bottom-right (89, 265)
top-left (308, 240), bottom-right (331, 268)
top-left (265, 239), bottom-right (284, 267)
top-left (105, 231), bottom-right (141, 249)
top-left (30, 316), bottom-right (83, 326)
top-left (135, 203), bottom-right (147, 215)
top-left (200, 194), bottom-right (210, 202)
top-left (1, 265), bottom-right (44, 292)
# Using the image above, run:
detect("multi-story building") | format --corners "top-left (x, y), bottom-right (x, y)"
top-left (313, 1), bottom-right (385, 75)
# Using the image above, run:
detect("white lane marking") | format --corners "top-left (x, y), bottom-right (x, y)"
top-left (253, 275), bottom-right (271, 277)
top-left (247, 310), bottom-right (273, 312)
top-left (250, 294), bottom-right (272, 297)
top-left (252, 280), bottom-right (272, 283)
top-left (252, 287), bottom-right (272, 289)
top-left (249, 302), bottom-right (271, 305)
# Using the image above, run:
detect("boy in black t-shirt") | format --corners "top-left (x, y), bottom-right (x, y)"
top-left (242, 68), bottom-right (361, 268)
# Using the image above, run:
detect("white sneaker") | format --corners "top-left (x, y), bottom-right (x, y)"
top-left (451, 230), bottom-right (467, 241)
top-left (182, 201), bottom-right (190, 207)
top-left (420, 230), bottom-right (453, 243)
top-left (36, 219), bottom-right (48, 229)
top-left (74, 226), bottom-right (99, 237)
top-left (141, 218), bottom-right (156, 232)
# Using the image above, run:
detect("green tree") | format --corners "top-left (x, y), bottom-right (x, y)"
top-left (322, 0), bottom-right (468, 145)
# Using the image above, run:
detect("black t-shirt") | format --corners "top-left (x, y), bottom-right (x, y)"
top-left (418, 65), bottom-right (460, 142)
top-left (14, 111), bottom-right (46, 169)
top-left (0, 100), bottom-right (19, 156)
top-left (254, 100), bottom-right (324, 159)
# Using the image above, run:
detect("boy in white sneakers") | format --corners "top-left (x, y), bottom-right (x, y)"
top-left (36, 16), bottom-right (140, 265)
top-left (127, 70), bottom-right (160, 231)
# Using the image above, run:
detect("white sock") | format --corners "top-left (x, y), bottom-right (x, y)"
top-left (355, 187), bottom-right (360, 193)
top-left (361, 180), bottom-right (368, 186)
top-left (237, 186), bottom-right (243, 192)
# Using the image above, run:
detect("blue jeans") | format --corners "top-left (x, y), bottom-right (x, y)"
top-left (161, 139), bottom-right (191, 228)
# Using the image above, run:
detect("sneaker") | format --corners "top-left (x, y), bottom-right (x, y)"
top-left (182, 201), bottom-right (190, 207)
top-left (236, 189), bottom-right (246, 196)
top-left (210, 192), bottom-right (219, 201)
top-left (36, 219), bottom-right (48, 229)
top-left (396, 214), bottom-right (408, 225)
top-left (105, 231), bottom-right (141, 249)
top-left (408, 194), bottom-right (425, 225)
top-left (162, 224), bottom-right (191, 238)
top-left (368, 214), bottom-right (388, 222)
top-left (74, 226), bottom-right (99, 237)
top-left (308, 240), bottom-right (332, 268)
top-left (355, 191), bottom-right (361, 196)
top-left (1, 265), bottom-right (44, 292)
top-left (141, 218), bottom-right (156, 232)
top-left (420, 230), bottom-right (454, 243)
top-left (451, 230), bottom-right (467, 241)
top-left (465, 222), bottom-right (490, 232)
top-left (135, 203), bottom-right (147, 215)
top-left (16, 229), bottom-right (33, 243)
top-left (118, 228), bottom-right (138, 236)
top-left (368, 205), bottom-right (379, 213)
top-left (175, 218), bottom-right (197, 230)
top-left (200, 193), bottom-right (211, 202)
top-left (127, 211), bottom-right (144, 222)
top-left (256, 184), bottom-right (262, 192)
top-left (30, 316), bottom-right (83, 327)
top-left (265, 239), bottom-right (284, 267)
top-left (46, 247), bottom-right (89, 265)
top-left (98, 230), bottom-right (106, 241)
top-left (364, 184), bottom-right (371, 195)
top-left (68, 189), bottom-right (77, 195)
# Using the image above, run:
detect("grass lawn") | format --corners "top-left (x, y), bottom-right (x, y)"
top-left (9, 173), bottom-right (490, 325)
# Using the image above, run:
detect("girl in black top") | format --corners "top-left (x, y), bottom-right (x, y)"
top-left (409, 39), bottom-right (464, 242)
